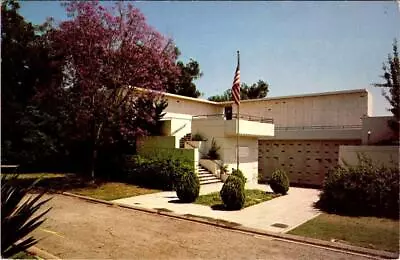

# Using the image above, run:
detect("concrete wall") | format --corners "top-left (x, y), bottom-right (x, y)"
top-left (164, 95), bottom-right (222, 116)
top-left (261, 128), bottom-right (362, 140)
top-left (191, 118), bottom-right (259, 184)
top-left (258, 139), bottom-right (361, 186)
top-left (160, 117), bottom-right (192, 148)
top-left (230, 89), bottom-right (369, 127)
top-left (361, 116), bottom-right (395, 145)
top-left (224, 119), bottom-right (274, 137)
top-left (339, 145), bottom-right (399, 167)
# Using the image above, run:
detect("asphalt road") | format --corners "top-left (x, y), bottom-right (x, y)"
top-left (32, 194), bottom-right (373, 259)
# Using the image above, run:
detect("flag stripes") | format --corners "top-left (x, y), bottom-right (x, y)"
top-left (232, 65), bottom-right (240, 105)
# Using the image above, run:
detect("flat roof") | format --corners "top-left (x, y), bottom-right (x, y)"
top-left (134, 87), bottom-right (369, 106)
top-left (218, 88), bottom-right (369, 105)
top-left (133, 87), bottom-right (219, 105)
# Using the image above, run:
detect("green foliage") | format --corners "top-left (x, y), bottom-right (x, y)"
top-left (220, 164), bottom-right (229, 174)
top-left (207, 138), bottom-right (220, 160)
top-left (220, 175), bottom-right (246, 210)
top-left (375, 39), bottom-right (400, 139)
top-left (269, 169), bottom-right (289, 195)
top-left (191, 133), bottom-right (205, 141)
top-left (1, 174), bottom-right (52, 258)
top-left (208, 89), bottom-right (232, 102)
top-left (317, 155), bottom-right (399, 218)
top-left (231, 169), bottom-right (247, 184)
top-left (208, 80), bottom-right (269, 102)
top-left (125, 155), bottom-right (193, 190)
top-left (148, 98), bottom-right (168, 136)
top-left (1, 0), bottom-right (59, 166)
top-left (167, 58), bottom-right (203, 98)
top-left (176, 170), bottom-right (200, 202)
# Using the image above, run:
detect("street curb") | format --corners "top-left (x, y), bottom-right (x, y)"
top-left (26, 245), bottom-right (60, 259)
top-left (61, 192), bottom-right (398, 259)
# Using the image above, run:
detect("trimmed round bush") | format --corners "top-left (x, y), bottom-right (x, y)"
top-left (220, 175), bottom-right (245, 210)
top-left (231, 169), bottom-right (247, 184)
top-left (176, 170), bottom-right (200, 203)
top-left (269, 169), bottom-right (289, 195)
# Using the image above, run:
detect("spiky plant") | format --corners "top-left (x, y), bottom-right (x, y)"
top-left (1, 174), bottom-right (52, 258)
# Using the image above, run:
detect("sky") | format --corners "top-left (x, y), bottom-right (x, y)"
top-left (19, 1), bottom-right (400, 116)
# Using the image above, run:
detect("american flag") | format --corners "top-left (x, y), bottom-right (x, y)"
top-left (232, 58), bottom-right (240, 105)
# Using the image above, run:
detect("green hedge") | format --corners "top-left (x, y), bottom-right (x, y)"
top-left (317, 155), bottom-right (399, 219)
top-left (125, 155), bottom-right (193, 190)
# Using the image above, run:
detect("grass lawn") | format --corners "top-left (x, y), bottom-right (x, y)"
top-left (2, 173), bottom-right (160, 201)
top-left (288, 213), bottom-right (399, 253)
top-left (69, 182), bottom-right (161, 201)
top-left (7, 173), bottom-right (71, 179)
top-left (12, 251), bottom-right (37, 259)
top-left (195, 189), bottom-right (278, 209)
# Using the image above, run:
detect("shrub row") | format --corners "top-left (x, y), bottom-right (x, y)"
top-left (317, 156), bottom-right (399, 218)
top-left (125, 155), bottom-right (193, 190)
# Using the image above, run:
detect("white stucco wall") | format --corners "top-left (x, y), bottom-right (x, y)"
top-left (361, 116), bottom-right (396, 145)
top-left (164, 95), bottom-right (222, 116)
top-left (191, 118), bottom-right (259, 184)
top-left (229, 89), bottom-right (369, 127)
top-left (339, 145), bottom-right (399, 167)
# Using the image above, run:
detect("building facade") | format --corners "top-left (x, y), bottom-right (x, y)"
top-left (153, 88), bottom-right (394, 186)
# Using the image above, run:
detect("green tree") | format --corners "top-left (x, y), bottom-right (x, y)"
top-left (1, 0), bottom-right (59, 166)
top-left (167, 58), bottom-right (203, 98)
top-left (208, 80), bottom-right (269, 102)
top-left (375, 39), bottom-right (400, 140)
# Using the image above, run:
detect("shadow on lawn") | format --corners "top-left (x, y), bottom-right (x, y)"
top-left (3, 173), bottom-right (135, 193)
top-left (8, 174), bottom-right (92, 193)
top-left (210, 204), bottom-right (231, 211)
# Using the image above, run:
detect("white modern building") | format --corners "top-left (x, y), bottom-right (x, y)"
top-left (138, 88), bottom-right (398, 187)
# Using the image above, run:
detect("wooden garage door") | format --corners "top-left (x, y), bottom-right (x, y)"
top-left (258, 140), bottom-right (360, 186)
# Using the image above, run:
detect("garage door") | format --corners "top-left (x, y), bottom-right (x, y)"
top-left (258, 140), bottom-right (360, 186)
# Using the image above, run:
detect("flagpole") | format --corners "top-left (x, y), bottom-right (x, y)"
top-left (236, 50), bottom-right (240, 172)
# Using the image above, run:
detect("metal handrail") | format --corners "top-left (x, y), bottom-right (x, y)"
top-left (275, 125), bottom-right (362, 131)
top-left (192, 114), bottom-right (274, 124)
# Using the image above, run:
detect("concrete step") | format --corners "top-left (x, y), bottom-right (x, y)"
top-left (197, 165), bottom-right (222, 185)
top-left (199, 179), bottom-right (222, 185)
top-left (198, 170), bottom-right (212, 174)
top-left (198, 176), bottom-right (219, 181)
top-left (197, 172), bottom-right (215, 177)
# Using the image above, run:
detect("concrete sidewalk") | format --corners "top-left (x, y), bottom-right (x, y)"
top-left (113, 183), bottom-right (321, 233)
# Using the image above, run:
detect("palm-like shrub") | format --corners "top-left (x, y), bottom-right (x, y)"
top-left (269, 169), bottom-right (289, 195)
top-left (1, 175), bottom-right (52, 258)
top-left (220, 175), bottom-right (245, 210)
top-left (207, 138), bottom-right (220, 160)
top-left (176, 170), bottom-right (200, 203)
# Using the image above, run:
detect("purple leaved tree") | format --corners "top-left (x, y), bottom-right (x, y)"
top-left (39, 1), bottom-right (180, 178)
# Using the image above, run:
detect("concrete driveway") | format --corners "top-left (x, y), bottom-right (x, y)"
top-left (113, 183), bottom-right (321, 233)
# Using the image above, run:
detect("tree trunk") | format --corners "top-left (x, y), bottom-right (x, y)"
top-left (90, 123), bottom-right (104, 181)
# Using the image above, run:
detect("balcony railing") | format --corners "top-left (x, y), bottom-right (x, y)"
top-left (275, 125), bottom-right (362, 131)
top-left (192, 114), bottom-right (274, 124)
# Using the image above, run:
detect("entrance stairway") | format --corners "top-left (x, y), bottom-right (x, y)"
top-left (198, 165), bottom-right (222, 185)
top-left (179, 133), bottom-right (192, 148)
